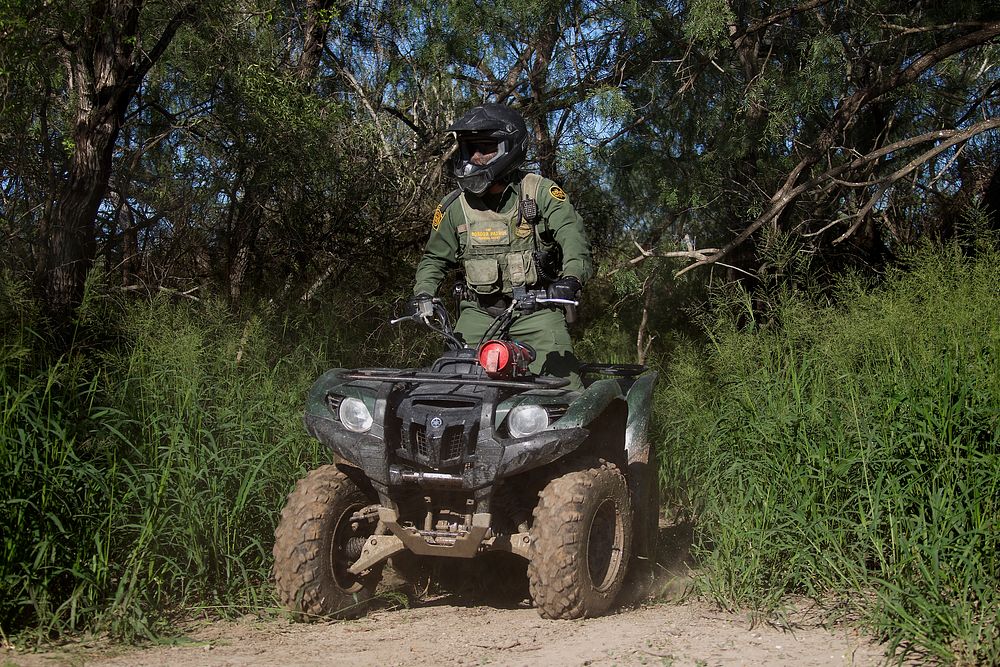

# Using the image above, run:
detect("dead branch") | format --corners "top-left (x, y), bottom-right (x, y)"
top-left (605, 244), bottom-right (721, 278)
top-left (120, 284), bottom-right (200, 301)
top-left (636, 271), bottom-right (659, 365)
top-left (324, 45), bottom-right (394, 162)
top-left (831, 127), bottom-right (990, 243)
top-left (880, 21), bottom-right (991, 36)
top-left (677, 117), bottom-right (1000, 273)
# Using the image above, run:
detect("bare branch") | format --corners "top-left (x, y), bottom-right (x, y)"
top-left (134, 3), bottom-right (199, 80)
top-left (605, 246), bottom-right (721, 277)
top-left (880, 21), bottom-right (991, 36)
top-left (324, 44), bottom-right (394, 161)
top-left (637, 272), bottom-right (656, 365)
top-left (676, 116), bottom-right (1000, 275)
top-left (831, 127), bottom-right (992, 244)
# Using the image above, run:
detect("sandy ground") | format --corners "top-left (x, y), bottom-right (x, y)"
top-left (3, 523), bottom-right (889, 666)
top-left (3, 594), bottom-right (886, 667)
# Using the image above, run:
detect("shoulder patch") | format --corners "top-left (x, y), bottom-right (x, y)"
top-left (432, 205), bottom-right (444, 231)
top-left (549, 185), bottom-right (567, 202)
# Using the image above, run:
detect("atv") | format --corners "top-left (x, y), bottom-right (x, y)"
top-left (273, 290), bottom-right (659, 620)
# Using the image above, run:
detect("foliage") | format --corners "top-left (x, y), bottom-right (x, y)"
top-left (658, 242), bottom-right (1000, 663)
top-left (0, 278), bottom-right (407, 640)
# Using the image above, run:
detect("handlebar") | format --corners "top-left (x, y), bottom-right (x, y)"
top-left (511, 289), bottom-right (578, 311)
top-left (532, 296), bottom-right (579, 307)
top-left (390, 289), bottom-right (580, 350)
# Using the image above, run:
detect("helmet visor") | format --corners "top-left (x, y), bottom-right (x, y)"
top-left (456, 134), bottom-right (509, 174)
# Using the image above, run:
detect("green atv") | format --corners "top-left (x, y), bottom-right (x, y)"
top-left (273, 291), bottom-right (659, 620)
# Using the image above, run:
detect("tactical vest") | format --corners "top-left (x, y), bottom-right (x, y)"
top-left (458, 173), bottom-right (555, 296)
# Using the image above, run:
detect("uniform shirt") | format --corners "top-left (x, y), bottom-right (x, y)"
top-left (413, 173), bottom-right (593, 297)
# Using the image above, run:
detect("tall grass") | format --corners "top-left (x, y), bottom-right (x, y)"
top-left (0, 283), bottom-right (406, 640)
top-left (659, 243), bottom-right (1000, 663)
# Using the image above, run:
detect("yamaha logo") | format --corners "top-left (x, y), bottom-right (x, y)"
top-left (430, 417), bottom-right (443, 428)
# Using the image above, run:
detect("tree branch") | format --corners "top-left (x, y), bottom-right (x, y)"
top-left (673, 20), bottom-right (1000, 277)
top-left (729, 0), bottom-right (836, 45)
top-left (134, 3), bottom-right (199, 80)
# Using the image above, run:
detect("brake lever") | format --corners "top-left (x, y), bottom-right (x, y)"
top-left (390, 297), bottom-right (444, 325)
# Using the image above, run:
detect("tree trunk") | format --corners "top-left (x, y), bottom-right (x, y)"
top-left (983, 165), bottom-right (1000, 233)
top-left (297, 0), bottom-right (337, 82)
top-left (528, 13), bottom-right (560, 180)
top-left (45, 106), bottom-right (121, 313)
top-left (38, 0), bottom-right (194, 320)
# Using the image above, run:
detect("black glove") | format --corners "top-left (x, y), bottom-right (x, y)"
top-left (406, 293), bottom-right (434, 317)
top-left (547, 276), bottom-right (582, 301)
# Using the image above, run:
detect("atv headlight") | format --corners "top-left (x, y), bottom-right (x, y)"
top-left (339, 397), bottom-right (373, 433)
top-left (507, 404), bottom-right (549, 438)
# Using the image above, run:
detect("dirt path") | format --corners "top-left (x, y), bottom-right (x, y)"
top-left (5, 597), bottom-right (885, 667)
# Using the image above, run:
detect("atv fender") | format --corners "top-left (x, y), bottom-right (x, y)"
top-left (624, 372), bottom-right (659, 559)
top-left (553, 378), bottom-right (623, 429)
top-left (496, 378), bottom-right (624, 478)
top-left (303, 368), bottom-right (388, 482)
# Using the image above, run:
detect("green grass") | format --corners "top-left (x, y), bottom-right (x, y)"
top-left (657, 243), bottom-right (1000, 664)
top-left (0, 291), bottom-right (341, 641)
top-left (0, 268), bottom-right (446, 643)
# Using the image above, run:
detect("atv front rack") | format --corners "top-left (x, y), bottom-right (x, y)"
top-left (340, 368), bottom-right (570, 390)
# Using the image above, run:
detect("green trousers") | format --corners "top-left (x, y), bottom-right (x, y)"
top-left (453, 301), bottom-right (582, 389)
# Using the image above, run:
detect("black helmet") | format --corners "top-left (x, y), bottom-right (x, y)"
top-left (448, 103), bottom-right (529, 195)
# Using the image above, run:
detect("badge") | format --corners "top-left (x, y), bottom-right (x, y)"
top-left (515, 221), bottom-right (533, 238)
top-left (549, 185), bottom-right (567, 202)
top-left (471, 227), bottom-right (508, 243)
top-left (432, 205), bottom-right (443, 231)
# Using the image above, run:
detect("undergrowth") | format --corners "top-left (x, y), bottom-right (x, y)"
top-left (0, 279), bottom-right (425, 642)
top-left (658, 242), bottom-right (1000, 664)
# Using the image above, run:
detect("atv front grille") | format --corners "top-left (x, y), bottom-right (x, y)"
top-left (413, 425), bottom-right (430, 459)
top-left (410, 424), bottom-right (466, 464)
top-left (396, 392), bottom-right (481, 470)
top-left (443, 426), bottom-right (465, 460)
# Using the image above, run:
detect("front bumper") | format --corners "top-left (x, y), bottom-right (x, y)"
top-left (305, 408), bottom-right (588, 489)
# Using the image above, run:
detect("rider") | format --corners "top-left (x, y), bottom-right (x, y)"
top-left (410, 103), bottom-right (592, 386)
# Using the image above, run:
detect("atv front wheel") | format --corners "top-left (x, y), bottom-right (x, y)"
top-left (528, 461), bottom-right (633, 619)
top-left (273, 465), bottom-right (382, 620)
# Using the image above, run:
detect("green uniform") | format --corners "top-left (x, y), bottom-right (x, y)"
top-left (413, 172), bottom-right (592, 385)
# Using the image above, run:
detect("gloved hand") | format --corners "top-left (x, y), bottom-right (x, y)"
top-left (547, 276), bottom-right (582, 302)
top-left (406, 293), bottom-right (434, 318)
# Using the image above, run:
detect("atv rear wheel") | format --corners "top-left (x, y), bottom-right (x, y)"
top-left (273, 465), bottom-right (382, 620)
top-left (528, 461), bottom-right (633, 619)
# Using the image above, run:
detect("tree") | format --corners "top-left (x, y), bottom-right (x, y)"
top-left (604, 1), bottom-right (1000, 278)
top-left (4, 1), bottom-right (198, 318)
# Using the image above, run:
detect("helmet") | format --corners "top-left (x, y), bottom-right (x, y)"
top-left (448, 104), bottom-right (529, 195)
